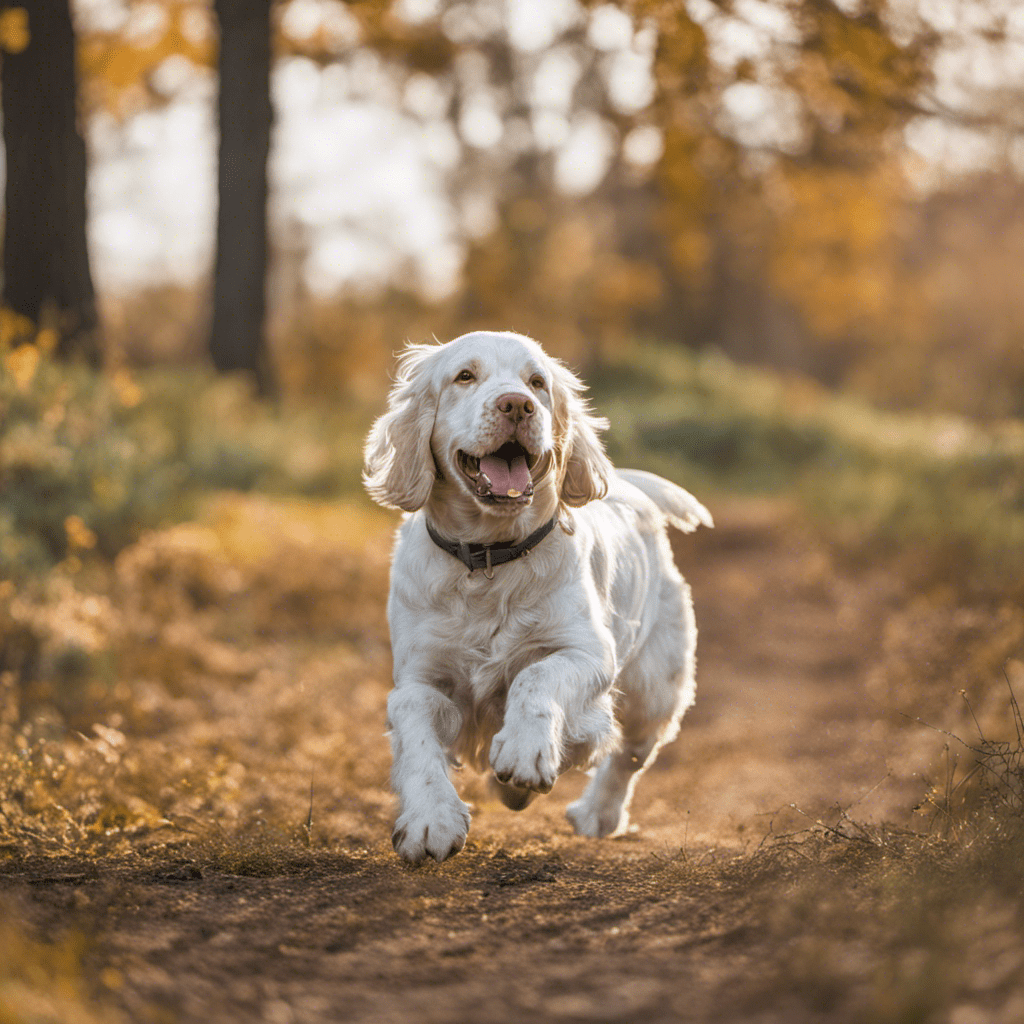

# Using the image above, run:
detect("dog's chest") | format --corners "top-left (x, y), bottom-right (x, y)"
top-left (422, 569), bottom-right (548, 695)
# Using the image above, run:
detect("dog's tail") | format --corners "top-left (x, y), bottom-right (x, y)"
top-left (617, 469), bottom-right (713, 534)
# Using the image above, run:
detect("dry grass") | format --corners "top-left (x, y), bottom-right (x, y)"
top-left (0, 494), bottom-right (396, 863)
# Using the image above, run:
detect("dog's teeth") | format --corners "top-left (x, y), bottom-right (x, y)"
top-left (506, 488), bottom-right (522, 498)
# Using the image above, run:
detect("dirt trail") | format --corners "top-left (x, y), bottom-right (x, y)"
top-left (4, 499), bottom-right (954, 1024)
top-left (662, 499), bottom-right (932, 847)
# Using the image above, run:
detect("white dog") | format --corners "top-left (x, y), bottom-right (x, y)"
top-left (364, 331), bottom-right (711, 864)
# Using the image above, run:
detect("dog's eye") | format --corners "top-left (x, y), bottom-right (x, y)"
top-left (530, 375), bottom-right (546, 390)
top-left (455, 369), bottom-right (475, 383)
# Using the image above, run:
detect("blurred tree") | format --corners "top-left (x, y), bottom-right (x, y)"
top-left (209, 0), bottom-right (275, 396)
top-left (0, 1), bottom-right (100, 363)
top-left (643, 0), bottom-right (929, 376)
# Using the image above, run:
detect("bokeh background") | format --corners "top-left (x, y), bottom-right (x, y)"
top-left (5, 0), bottom-right (1024, 411)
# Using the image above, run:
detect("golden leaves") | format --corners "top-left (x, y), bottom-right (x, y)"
top-left (812, 2), bottom-right (919, 107)
top-left (35, 327), bottom-right (58, 354)
top-left (593, 256), bottom-right (662, 313)
top-left (111, 369), bottom-right (144, 409)
top-left (792, 0), bottom-right (923, 153)
top-left (1, 311), bottom-right (60, 393)
top-left (538, 218), bottom-right (596, 292)
top-left (0, 6), bottom-right (28, 54)
top-left (658, 128), bottom-right (708, 209)
top-left (656, 128), bottom-right (714, 281)
top-left (77, 1), bottom-right (215, 116)
top-left (0, 307), bottom-right (36, 348)
top-left (669, 229), bottom-right (711, 279)
top-left (4, 344), bottom-right (40, 393)
top-left (767, 162), bottom-right (909, 340)
top-left (65, 516), bottom-right (98, 552)
top-left (648, 4), bottom-right (709, 95)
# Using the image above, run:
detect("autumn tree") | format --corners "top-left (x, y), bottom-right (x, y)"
top-left (209, 0), bottom-right (275, 396)
top-left (1, 1), bottom-right (100, 363)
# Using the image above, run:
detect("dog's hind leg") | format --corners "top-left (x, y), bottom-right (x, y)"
top-left (566, 581), bottom-right (696, 839)
top-left (488, 776), bottom-right (539, 811)
top-left (565, 729), bottom-right (665, 838)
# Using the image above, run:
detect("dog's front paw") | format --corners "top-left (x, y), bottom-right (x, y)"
top-left (392, 794), bottom-right (470, 865)
top-left (489, 719), bottom-right (561, 794)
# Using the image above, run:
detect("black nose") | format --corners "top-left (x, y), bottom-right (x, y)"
top-left (496, 392), bottom-right (535, 423)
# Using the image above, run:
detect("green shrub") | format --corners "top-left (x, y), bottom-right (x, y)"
top-left (593, 342), bottom-right (1024, 576)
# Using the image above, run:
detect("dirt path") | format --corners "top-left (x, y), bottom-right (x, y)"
top-left (3, 499), bottom-right (963, 1024)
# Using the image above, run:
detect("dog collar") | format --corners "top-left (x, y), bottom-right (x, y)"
top-left (425, 516), bottom-right (558, 578)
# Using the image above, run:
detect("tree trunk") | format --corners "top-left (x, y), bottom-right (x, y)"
top-left (210, 0), bottom-right (275, 396)
top-left (1, 0), bottom-right (99, 363)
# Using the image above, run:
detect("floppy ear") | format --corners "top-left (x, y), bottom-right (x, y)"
top-left (363, 344), bottom-right (440, 512)
top-left (550, 360), bottom-right (615, 508)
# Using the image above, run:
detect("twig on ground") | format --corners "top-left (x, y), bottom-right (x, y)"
top-left (303, 774), bottom-right (315, 847)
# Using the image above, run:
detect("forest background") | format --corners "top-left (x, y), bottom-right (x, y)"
top-left (3, 2), bottom-right (1024, 1023)
top-left (6, 0), bottom-right (1024, 413)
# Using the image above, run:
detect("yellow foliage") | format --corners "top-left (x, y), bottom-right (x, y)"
top-left (75, 0), bottom-right (446, 113)
top-left (202, 492), bottom-right (395, 564)
top-left (646, 3), bottom-right (708, 94)
top-left (538, 218), bottom-right (595, 292)
top-left (670, 228), bottom-right (711, 279)
top-left (814, 3), bottom-right (918, 108)
top-left (0, 307), bottom-right (36, 348)
top-left (5, 343), bottom-right (40, 392)
top-left (791, 51), bottom-right (858, 132)
top-left (65, 516), bottom-right (98, 552)
top-left (658, 130), bottom-right (709, 210)
top-left (594, 256), bottom-right (662, 312)
top-left (344, 1), bottom-right (454, 74)
top-left (0, 6), bottom-right (28, 54)
top-left (110, 368), bottom-right (144, 409)
top-left (77, 1), bottom-right (214, 116)
top-left (656, 129), bottom-right (713, 283)
top-left (35, 327), bottom-right (58, 354)
top-left (768, 163), bottom-right (909, 339)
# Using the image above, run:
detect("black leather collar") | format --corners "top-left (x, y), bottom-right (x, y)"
top-left (425, 516), bottom-right (558, 577)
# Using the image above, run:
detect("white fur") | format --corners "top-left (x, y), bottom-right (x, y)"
top-left (364, 331), bottom-right (712, 863)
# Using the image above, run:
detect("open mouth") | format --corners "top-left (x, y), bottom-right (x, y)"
top-left (457, 441), bottom-right (539, 504)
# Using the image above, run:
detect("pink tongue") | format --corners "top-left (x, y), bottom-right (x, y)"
top-left (479, 454), bottom-right (530, 495)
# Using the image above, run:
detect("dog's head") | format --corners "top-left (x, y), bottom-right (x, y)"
top-left (363, 332), bottom-right (613, 528)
